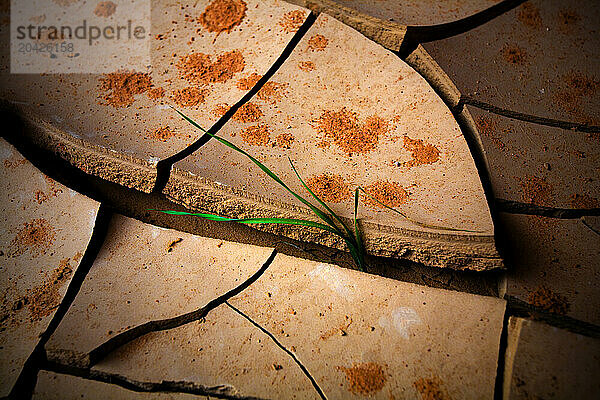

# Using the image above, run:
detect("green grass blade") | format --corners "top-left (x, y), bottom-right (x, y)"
top-left (353, 189), bottom-right (365, 269)
top-left (288, 158), bottom-right (355, 240)
top-left (172, 108), bottom-right (344, 236)
top-left (154, 210), bottom-right (341, 235)
top-left (357, 187), bottom-right (483, 233)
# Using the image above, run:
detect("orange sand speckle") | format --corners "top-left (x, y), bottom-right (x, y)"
top-left (257, 81), bottom-right (288, 104)
top-left (198, 0), bottom-right (247, 34)
top-left (502, 45), bottom-right (527, 65)
top-left (414, 376), bottom-right (451, 400)
top-left (94, 1), bottom-right (117, 18)
top-left (34, 176), bottom-right (63, 204)
top-left (570, 193), bottom-right (599, 209)
top-left (26, 258), bottom-right (73, 322)
top-left (307, 34), bottom-right (328, 51)
top-left (474, 115), bottom-right (506, 150)
top-left (517, 3), bottom-right (542, 29)
top-left (339, 363), bottom-right (387, 396)
top-left (274, 132), bottom-right (294, 149)
top-left (557, 9), bottom-right (580, 33)
top-left (149, 126), bottom-right (177, 142)
top-left (298, 61), bottom-right (315, 72)
top-left (177, 50), bottom-right (245, 85)
top-left (403, 136), bottom-right (441, 168)
top-left (236, 73), bottom-right (262, 90)
top-left (147, 87), bottom-right (165, 100)
top-left (317, 108), bottom-right (388, 156)
top-left (232, 102), bottom-right (262, 123)
top-left (519, 176), bottom-right (553, 206)
top-left (9, 219), bottom-right (56, 258)
top-left (279, 10), bottom-right (305, 33)
top-left (170, 87), bottom-right (207, 107)
top-left (98, 71), bottom-right (153, 107)
top-left (212, 103), bottom-right (230, 117)
top-left (528, 286), bottom-right (570, 315)
top-left (306, 174), bottom-right (351, 203)
top-left (240, 125), bottom-right (270, 146)
top-left (363, 181), bottom-right (409, 208)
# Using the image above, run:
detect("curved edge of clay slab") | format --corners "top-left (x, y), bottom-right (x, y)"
top-left (165, 167), bottom-right (502, 271)
top-left (2, 103), bottom-right (157, 193)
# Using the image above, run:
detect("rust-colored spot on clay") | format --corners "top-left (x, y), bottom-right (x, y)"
top-left (147, 87), bottom-right (165, 100)
top-left (557, 9), bottom-right (580, 33)
top-left (339, 362), bottom-right (387, 396)
top-left (240, 125), bottom-right (270, 146)
top-left (3, 156), bottom-right (27, 169)
top-left (474, 115), bottom-right (505, 150)
top-left (25, 258), bottom-right (73, 322)
top-left (257, 81), bottom-right (288, 104)
top-left (232, 102), bottom-right (262, 123)
top-left (554, 72), bottom-right (598, 121)
top-left (307, 34), bottom-right (328, 51)
top-left (317, 108), bottom-right (388, 156)
top-left (212, 103), bottom-right (230, 117)
top-left (9, 219), bottom-right (56, 258)
top-left (94, 1), bottom-right (117, 18)
top-left (502, 45), bottom-right (527, 65)
top-left (170, 87), bottom-right (207, 107)
top-left (570, 193), bottom-right (600, 209)
top-left (298, 60), bottom-right (315, 72)
top-left (519, 176), bottom-right (553, 206)
top-left (34, 176), bottom-right (63, 204)
top-left (363, 181), bottom-right (408, 208)
top-left (414, 376), bottom-right (451, 400)
top-left (274, 132), bottom-right (294, 149)
top-left (279, 10), bottom-right (305, 33)
top-left (236, 73), bottom-right (262, 90)
top-left (148, 126), bottom-right (177, 142)
top-left (528, 286), bottom-right (570, 315)
top-left (517, 3), bottom-right (542, 29)
top-left (403, 136), bottom-right (440, 168)
top-left (177, 50), bottom-right (245, 86)
top-left (198, 0), bottom-right (247, 35)
top-left (98, 71), bottom-right (153, 107)
top-left (306, 174), bottom-right (351, 203)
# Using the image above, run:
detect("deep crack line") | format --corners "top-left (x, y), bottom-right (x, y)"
top-left (152, 12), bottom-right (318, 194)
top-left (225, 301), bottom-right (328, 400)
top-left (497, 199), bottom-right (600, 219)
top-left (461, 96), bottom-right (600, 134)
top-left (87, 249), bottom-right (278, 366)
top-left (41, 360), bottom-right (267, 400)
top-left (581, 218), bottom-right (600, 236)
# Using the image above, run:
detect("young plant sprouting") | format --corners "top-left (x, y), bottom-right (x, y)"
top-left (157, 109), bottom-right (367, 271)
top-left (156, 109), bottom-right (481, 271)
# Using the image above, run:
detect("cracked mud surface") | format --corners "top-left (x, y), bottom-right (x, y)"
top-left (0, 0), bottom-right (599, 399)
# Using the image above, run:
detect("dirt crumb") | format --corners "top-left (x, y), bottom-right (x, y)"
top-left (570, 193), bottom-right (599, 209)
top-left (279, 10), bottom-right (305, 33)
top-left (240, 125), bottom-right (270, 146)
top-left (306, 174), bottom-right (351, 203)
top-left (363, 181), bottom-right (408, 208)
top-left (339, 362), bottom-right (387, 395)
top-left (307, 34), bottom-right (328, 51)
top-left (257, 81), bottom-right (288, 103)
top-left (26, 258), bottom-right (73, 322)
top-left (149, 126), bottom-right (177, 142)
top-left (236, 73), bottom-right (262, 90)
top-left (147, 87), bottom-right (165, 100)
top-left (414, 376), bottom-right (451, 400)
top-left (528, 286), bottom-right (570, 315)
top-left (167, 237), bottom-right (183, 253)
top-left (232, 102), bottom-right (262, 123)
top-left (3, 156), bottom-right (27, 169)
top-left (170, 87), bottom-right (207, 107)
top-left (403, 136), bottom-right (440, 168)
top-left (502, 45), bottom-right (527, 65)
top-left (10, 219), bottom-right (56, 258)
top-left (94, 1), bottom-right (117, 18)
top-left (98, 71), bottom-right (153, 107)
top-left (518, 3), bottom-right (541, 28)
top-left (199, 0), bottom-right (247, 34)
top-left (177, 50), bottom-right (245, 85)
top-left (317, 108), bottom-right (388, 156)
top-left (519, 176), bottom-right (553, 206)
top-left (298, 61), bottom-right (315, 72)
top-left (274, 132), bottom-right (294, 149)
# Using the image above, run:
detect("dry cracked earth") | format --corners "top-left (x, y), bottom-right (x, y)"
top-left (0, 0), bottom-right (599, 399)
